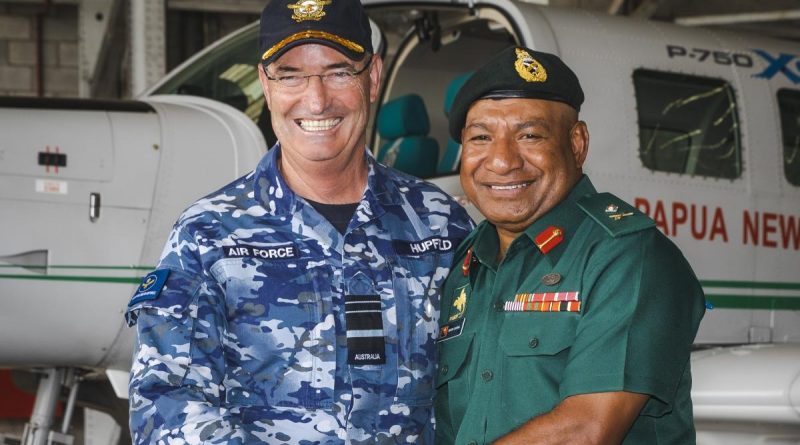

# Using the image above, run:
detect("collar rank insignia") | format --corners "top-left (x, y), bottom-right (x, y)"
top-left (462, 247), bottom-right (473, 276)
top-left (287, 0), bottom-right (331, 22)
top-left (449, 285), bottom-right (468, 321)
top-left (605, 204), bottom-right (618, 213)
top-left (514, 48), bottom-right (547, 83)
top-left (534, 226), bottom-right (563, 254)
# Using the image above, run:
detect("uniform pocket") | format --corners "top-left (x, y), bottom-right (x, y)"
top-left (499, 314), bottom-right (577, 357)
top-left (436, 331), bottom-right (474, 430)
top-left (391, 252), bottom-right (452, 406)
top-left (211, 256), bottom-right (334, 410)
top-left (499, 314), bottom-right (578, 425)
top-left (436, 331), bottom-right (474, 388)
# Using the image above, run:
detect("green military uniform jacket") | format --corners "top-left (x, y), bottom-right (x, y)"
top-left (435, 176), bottom-right (705, 445)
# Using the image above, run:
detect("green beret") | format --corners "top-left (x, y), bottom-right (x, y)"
top-left (448, 46), bottom-right (584, 142)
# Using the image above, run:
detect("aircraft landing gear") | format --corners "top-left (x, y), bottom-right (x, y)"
top-left (20, 368), bottom-right (80, 445)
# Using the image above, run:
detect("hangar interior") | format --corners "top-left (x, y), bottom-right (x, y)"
top-left (1, 0), bottom-right (799, 444)
top-left (0, 0), bottom-right (798, 99)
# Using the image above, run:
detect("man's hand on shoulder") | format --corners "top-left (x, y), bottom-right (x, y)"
top-left (492, 391), bottom-right (649, 445)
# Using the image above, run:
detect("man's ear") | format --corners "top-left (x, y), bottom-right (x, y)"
top-left (257, 63), bottom-right (272, 110)
top-left (368, 55), bottom-right (383, 103)
top-left (570, 120), bottom-right (589, 169)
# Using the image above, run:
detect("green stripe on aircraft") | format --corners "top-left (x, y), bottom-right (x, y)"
top-left (2, 273), bottom-right (800, 310)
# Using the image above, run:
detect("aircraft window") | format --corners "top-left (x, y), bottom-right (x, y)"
top-left (778, 89), bottom-right (800, 186)
top-left (383, 17), bottom-right (515, 178)
top-left (633, 70), bottom-right (741, 179)
top-left (152, 25), bottom-right (277, 147)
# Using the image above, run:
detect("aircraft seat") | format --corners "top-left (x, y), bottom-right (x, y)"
top-left (376, 94), bottom-right (439, 178)
top-left (438, 72), bottom-right (473, 175)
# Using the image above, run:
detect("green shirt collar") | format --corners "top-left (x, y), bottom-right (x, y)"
top-left (471, 175), bottom-right (597, 269)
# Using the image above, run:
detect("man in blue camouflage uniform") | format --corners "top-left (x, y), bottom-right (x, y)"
top-left (125, 1), bottom-right (473, 443)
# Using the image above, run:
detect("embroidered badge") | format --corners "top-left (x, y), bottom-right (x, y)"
top-left (534, 226), bottom-right (564, 254)
top-left (345, 294), bottom-right (386, 365)
top-left (448, 285), bottom-right (468, 321)
top-left (223, 243), bottom-right (298, 260)
top-left (504, 291), bottom-right (581, 313)
top-left (394, 237), bottom-right (459, 256)
top-left (129, 269), bottom-right (170, 306)
top-left (514, 48), bottom-right (547, 83)
top-left (287, 0), bottom-right (331, 22)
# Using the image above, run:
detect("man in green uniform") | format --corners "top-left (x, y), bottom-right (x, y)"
top-left (435, 46), bottom-right (706, 445)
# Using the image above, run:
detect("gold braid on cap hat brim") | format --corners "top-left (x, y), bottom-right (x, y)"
top-left (262, 30), bottom-right (365, 61)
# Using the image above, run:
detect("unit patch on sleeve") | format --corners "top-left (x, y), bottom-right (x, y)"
top-left (129, 269), bottom-right (170, 306)
top-left (223, 242), bottom-right (299, 260)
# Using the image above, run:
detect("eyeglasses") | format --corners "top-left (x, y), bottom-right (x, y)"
top-left (264, 56), bottom-right (373, 90)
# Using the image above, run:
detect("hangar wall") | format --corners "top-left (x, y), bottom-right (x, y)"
top-left (0, 4), bottom-right (78, 97)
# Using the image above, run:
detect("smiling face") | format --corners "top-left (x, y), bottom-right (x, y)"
top-left (460, 98), bottom-right (588, 240)
top-left (258, 44), bottom-right (381, 169)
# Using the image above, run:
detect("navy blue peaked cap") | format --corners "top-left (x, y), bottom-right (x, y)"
top-left (260, 0), bottom-right (373, 66)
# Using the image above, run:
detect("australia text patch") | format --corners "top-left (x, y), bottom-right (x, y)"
top-left (223, 243), bottom-right (298, 260)
top-left (129, 269), bottom-right (170, 306)
top-left (345, 294), bottom-right (386, 365)
top-left (394, 237), bottom-right (460, 255)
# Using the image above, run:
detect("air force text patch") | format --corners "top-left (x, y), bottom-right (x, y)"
top-left (394, 237), bottom-right (460, 256)
top-left (129, 269), bottom-right (170, 306)
top-left (223, 243), bottom-right (299, 260)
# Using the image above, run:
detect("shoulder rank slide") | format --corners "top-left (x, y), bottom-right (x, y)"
top-left (577, 192), bottom-right (655, 238)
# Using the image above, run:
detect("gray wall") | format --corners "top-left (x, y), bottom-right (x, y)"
top-left (0, 4), bottom-right (79, 97)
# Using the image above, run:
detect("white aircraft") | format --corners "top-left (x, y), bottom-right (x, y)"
top-left (1, 1), bottom-right (798, 444)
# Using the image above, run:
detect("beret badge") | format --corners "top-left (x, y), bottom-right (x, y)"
top-left (287, 0), bottom-right (332, 22)
top-left (514, 48), bottom-right (547, 83)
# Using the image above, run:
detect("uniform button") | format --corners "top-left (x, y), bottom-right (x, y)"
top-left (481, 369), bottom-right (493, 381)
top-left (493, 302), bottom-right (503, 311)
top-left (468, 441), bottom-right (478, 445)
top-left (529, 337), bottom-right (540, 349)
top-left (441, 365), bottom-right (449, 374)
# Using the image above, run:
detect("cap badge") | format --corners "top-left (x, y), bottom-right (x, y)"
top-left (605, 204), bottom-right (618, 213)
top-left (287, 0), bottom-right (332, 22)
top-left (514, 48), bottom-right (547, 83)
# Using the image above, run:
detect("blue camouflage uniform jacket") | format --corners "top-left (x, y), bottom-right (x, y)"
top-left (126, 145), bottom-right (474, 444)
